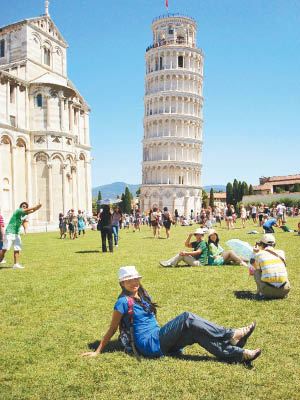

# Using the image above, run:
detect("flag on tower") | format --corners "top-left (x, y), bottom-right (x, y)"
top-left (166, 0), bottom-right (168, 8)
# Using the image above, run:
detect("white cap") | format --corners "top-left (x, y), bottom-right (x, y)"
top-left (118, 266), bottom-right (142, 282)
top-left (194, 228), bottom-right (205, 235)
top-left (260, 234), bottom-right (276, 245)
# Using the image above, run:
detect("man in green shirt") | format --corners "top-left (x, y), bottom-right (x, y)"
top-left (159, 228), bottom-right (208, 267)
top-left (0, 201), bottom-right (42, 269)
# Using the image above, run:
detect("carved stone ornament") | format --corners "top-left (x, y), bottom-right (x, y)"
top-left (66, 138), bottom-right (72, 145)
top-left (35, 136), bottom-right (46, 144)
top-left (51, 136), bottom-right (61, 143)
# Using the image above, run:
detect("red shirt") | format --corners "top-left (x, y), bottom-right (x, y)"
top-left (0, 215), bottom-right (4, 227)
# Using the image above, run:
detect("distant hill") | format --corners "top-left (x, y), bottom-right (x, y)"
top-left (92, 183), bottom-right (226, 198)
top-left (203, 185), bottom-right (226, 193)
top-left (92, 182), bottom-right (141, 199)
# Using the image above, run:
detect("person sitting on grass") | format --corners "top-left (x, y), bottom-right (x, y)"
top-left (159, 228), bottom-right (208, 267)
top-left (278, 222), bottom-right (297, 232)
top-left (80, 266), bottom-right (261, 363)
top-left (250, 234), bottom-right (290, 299)
top-left (262, 217), bottom-right (278, 233)
top-left (207, 229), bottom-right (248, 266)
top-left (0, 201), bottom-right (42, 269)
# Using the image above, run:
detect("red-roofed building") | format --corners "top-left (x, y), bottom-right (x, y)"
top-left (253, 175), bottom-right (300, 194)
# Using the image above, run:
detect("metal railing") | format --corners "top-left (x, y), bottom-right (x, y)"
top-left (146, 39), bottom-right (201, 52)
top-left (152, 13), bottom-right (196, 24)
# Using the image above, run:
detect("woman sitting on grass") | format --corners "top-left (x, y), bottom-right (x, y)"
top-left (81, 266), bottom-right (261, 364)
top-left (207, 229), bottom-right (248, 266)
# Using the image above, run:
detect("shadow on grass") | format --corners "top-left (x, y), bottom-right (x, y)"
top-left (0, 266), bottom-right (13, 269)
top-left (87, 340), bottom-right (255, 368)
top-left (75, 250), bottom-right (100, 254)
top-left (88, 340), bottom-right (121, 353)
top-left (234, 290), bottom-right (282, 302)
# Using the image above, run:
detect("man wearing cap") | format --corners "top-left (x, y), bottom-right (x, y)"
top-left (250, 234), bottom-right (290, 298)
top-left (159, 228), bottom-right (208, 267)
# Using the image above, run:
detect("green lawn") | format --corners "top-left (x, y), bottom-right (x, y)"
top-left (0, 219), bottom-right (299, 400)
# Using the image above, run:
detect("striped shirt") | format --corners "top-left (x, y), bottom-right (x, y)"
top-left (254, 246), bottom-right (288, 287)
top-left (0, 214), bottom-right (4, 228)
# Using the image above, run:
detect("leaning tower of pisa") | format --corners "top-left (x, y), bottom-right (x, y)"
top-left (140, 14), bottom-right (204, 217)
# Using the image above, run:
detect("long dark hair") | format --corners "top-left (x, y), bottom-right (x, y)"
top-left (119, 284), bottom-right (158, 316)
top-left (208, 233), bottom-right (219, 246)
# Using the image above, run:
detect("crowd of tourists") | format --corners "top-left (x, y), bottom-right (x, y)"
top-left (0, 199), bottom-right (297, 367)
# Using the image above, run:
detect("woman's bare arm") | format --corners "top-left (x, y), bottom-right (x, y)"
top-left (80, 310), bottom-right (122, 357)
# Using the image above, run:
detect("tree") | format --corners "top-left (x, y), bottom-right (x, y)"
top-left (136, 187), bottom-right (141, 197)
top-left (238, 181), bottom-right (242, 203)
top-left (202, 189), bottom-right (208, 208)
top-left (294, 183), bottom-right (300, 192)
top-left (249, 184), bottom-right (254, 195)
top-left (209, 188), bottom-right (214, 208)
top-left (122, 186), bottom-right (133, 214)
top-left (232, 179), bottom-right (239, 206)
top-left (97, 190), bottom-right (102, 214)
top-left (226, 182), bottom-right (233, 205)
top-left (242, 181), bottom-right (249, 196)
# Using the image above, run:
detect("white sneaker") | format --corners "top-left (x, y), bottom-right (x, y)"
top-left (13, 264), bottom-right (25, 269)
top-left (115, 245), bottom-right (118, 247)
top-left (0, 259), bottom-right (6, 264)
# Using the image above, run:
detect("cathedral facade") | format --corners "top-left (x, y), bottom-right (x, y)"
top-left (0, 3), bottom-right (92, 230)
top-left (140, 14), bottom-right (204, 216)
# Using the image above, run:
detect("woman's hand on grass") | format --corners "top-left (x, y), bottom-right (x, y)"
top-left (80, 351), bottom-right (98, 357)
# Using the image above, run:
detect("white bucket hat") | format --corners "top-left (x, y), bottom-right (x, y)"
top-left (194, 228), bottom-right (205, 235)
top-left (118, 266), bottom-right (142, 282)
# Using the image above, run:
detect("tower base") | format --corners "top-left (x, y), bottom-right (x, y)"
top-left (139, 184), bottom-right (202, 217)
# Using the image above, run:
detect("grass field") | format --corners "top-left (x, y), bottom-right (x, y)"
top-left (0, 219), bottom-right (299, 400)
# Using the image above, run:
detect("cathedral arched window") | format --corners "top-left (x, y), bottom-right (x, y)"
top-left (37, 94), bottom-right (42, 107)
top-left (168, 26), bottom-right (174, 35)
top-left (44, 47), bottom-right (51, 66)
top-left (0, 39), bottom-right (5, 57)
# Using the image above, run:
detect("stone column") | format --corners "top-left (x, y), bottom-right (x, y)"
top-left (31, 159), bottom-right (38, 222)
top-left (62, 163), bottom-right (67, 214)
top-left (184, 196), bottom-right (189, 218)
top-left (25, 87), bottom-right (29, 129)
top-left (15, 84), bottom-right (19, 128)
top-left (60, 97), bottom-right (65, 131)
top-left (6, 80), bottom-right (10, 123)
top-left (25, 149), bottom-right (32, 206)
top-left (69, 102), bottom-right (73, 132)
top-left (46, 96), bottom-right (51, 130)
top-left (47, 163), bottom-right (53, 221)
top-left (71, 166), bottom-right (76, 209)
top-left (11, 145), bottom-right (17, 209)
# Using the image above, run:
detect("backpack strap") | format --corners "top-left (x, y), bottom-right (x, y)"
top-left (126, 296), bottom-right (141, 362)
top-left (265, 249), bottom-right (286, 267)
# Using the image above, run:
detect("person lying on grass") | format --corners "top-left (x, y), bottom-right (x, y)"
top-left (80, 266), bottom-right (261, 363)
top-left (159, 228), bottom-right (208, 267)
top-left (207, 229), bottom-right (248, 266)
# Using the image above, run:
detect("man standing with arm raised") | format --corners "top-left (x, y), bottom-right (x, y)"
top-left (0, 201), bottom-right (42, 269)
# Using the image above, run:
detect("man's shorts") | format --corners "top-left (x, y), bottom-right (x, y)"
top-left (3, 233), bottom-right (22, 251)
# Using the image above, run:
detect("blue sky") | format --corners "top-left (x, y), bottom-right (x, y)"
top-left (1, 0), bottom-right (300, 187)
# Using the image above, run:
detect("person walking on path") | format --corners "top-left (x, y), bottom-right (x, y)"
top-left (159, 228), bottom-right (208, 267)
top-left (77, 210), bottom-right (86, 237)
top-left (162, 207), bottom-right (172, 239)
top-left (80, 266), bottom-right (261, 364)
top-left (0, 201), bottom-right (42, 269)
top-left (0, 209), bottom-right (5, 264)
top-left (111, 206), bottom-right (123, 247)
top-left (98, 205), bottom-right (113, 252)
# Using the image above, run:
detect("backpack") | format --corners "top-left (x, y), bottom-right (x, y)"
top-left (118, 296), bottom-right (141, 362)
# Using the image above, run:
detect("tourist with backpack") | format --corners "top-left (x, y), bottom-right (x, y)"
top-left (162, 207), bottom-right (172, 239)
top-left (80, 266), bottom-right (261, 363)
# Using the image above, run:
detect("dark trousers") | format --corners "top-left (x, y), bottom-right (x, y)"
top-left (263, 225), bottom-right (274, 233)
top-left (100, 226), bottom-right (113, 252)
top-left (159, 312), bottom-right (244, 362)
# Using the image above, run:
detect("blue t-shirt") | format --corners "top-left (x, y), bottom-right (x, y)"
top-left (114, 296), bottom-right (162, 357)
top-left (263, 218), bottom-right (277, 228)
